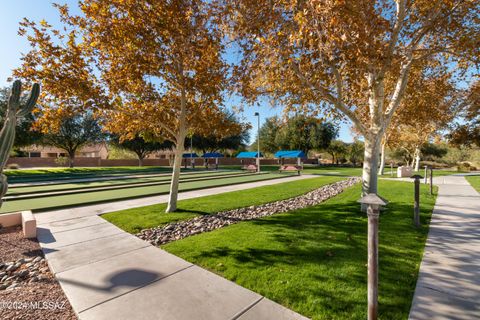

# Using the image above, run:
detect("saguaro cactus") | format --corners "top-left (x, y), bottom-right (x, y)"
top-left (0, 80), bottom-right (40, 208)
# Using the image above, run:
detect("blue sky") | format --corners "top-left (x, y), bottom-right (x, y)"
top-left (0, 0), bottom-right (354, 143)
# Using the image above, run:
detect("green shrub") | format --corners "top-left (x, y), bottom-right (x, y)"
top-left (54, 156), bottom-right (69, 166)
top-left (457, 162), bottom-right (471, 171)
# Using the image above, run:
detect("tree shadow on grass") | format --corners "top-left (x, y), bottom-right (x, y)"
top-left (174, 208), bottom-right (211, 216)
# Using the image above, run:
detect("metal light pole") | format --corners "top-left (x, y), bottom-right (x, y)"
top-left (190, 134), bottom-right (195, 169)
top-left (254, 112), bottom-right (260, 173)
top-left (358, 194), bottom-right (387, 320)
top-left (430, 167), bottom-right (433, 195)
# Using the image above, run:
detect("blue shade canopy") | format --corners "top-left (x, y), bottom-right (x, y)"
top-left (274, 150), bottom-right (306, 158)
top-left (236, 151), bottom-right (263, 158)
top-left (183, 153), bottom-right (199, 158)
top-left (202, 152), bottom-right (224, 158)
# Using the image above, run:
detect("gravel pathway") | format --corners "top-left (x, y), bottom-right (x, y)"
top-left (137, 177), bottom-right (360, 246)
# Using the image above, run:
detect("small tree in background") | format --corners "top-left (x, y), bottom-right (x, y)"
top-left (112, 135), bottom-right (173, 166)
top-left (449, 81), bottom-right (480, 147)
top-left (421, 143), bottom-right (448, 162)
top-left (274, 116), bottom-right (338, 154)
top-left (254, 115), bottom-right (338, 155)
top-left (380, 65), bottom-right (457, 172)
top-left (190, 111), bottom-right (250, 154)
top-left (255, 116), bottom-right (281, 155)
top-left (41, 113), bottom-right (105, 168)
top-left (326, 140), bottom-right (348, 165)
top-left (347, 140), bottom-right (365, 167)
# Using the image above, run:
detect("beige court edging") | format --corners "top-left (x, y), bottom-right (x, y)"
top-left (0, 210), bottom-right (36, 238)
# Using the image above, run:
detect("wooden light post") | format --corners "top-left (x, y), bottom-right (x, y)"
top-left (254, 112), bottom-right (261, 173)
top-left (430, 167), bottom-right (433, 195)
top-left (411, 174), bottom-right (423, 228)
top-left (358, 194), bottom-right (387, 320)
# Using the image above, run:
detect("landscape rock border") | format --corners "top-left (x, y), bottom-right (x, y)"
top-left (137, 177), bottom-right (361, 246)
top-left (0, 256), bottom-right (50, 291)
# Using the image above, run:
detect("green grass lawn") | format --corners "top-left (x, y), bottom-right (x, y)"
top-left (163, 180), bottom-right (437, 320)
top-left (466, 175), bottom-right (480, 192)
top-left (1, 172), bottom-right (293, 213)
top-left (102, 176), bottom-right (343, 233)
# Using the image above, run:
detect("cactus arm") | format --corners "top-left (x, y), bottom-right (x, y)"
top-left (0, 174), bottom-right (7, 207)
top-left (8, 80), bottom-right (21, 113)
top-left (17, 83), bottom-right (40, 117)
top-left (0, 80), bottom-right (40, 208)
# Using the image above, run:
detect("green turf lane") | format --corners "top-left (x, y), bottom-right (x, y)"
top-left (5, 166), bottom-right (176, 183)
top-left (0, 172), bottom-right (294, 213)
top-left (7, 171), bottom-right (244, 196)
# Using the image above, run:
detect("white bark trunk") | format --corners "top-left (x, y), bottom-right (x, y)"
top-left (378, 142), bottom-right (386, 176)
top-left (166, 77), bottom-right (187, 213)
top-left (166, 138), bottom-right (185, 212)
top-left (362, 134), bottom-right (382, 197)
top-left (414, 147), bottom-right (421, 172)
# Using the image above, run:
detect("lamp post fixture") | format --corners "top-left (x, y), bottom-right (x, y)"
top-left (411, 174), bottom-right (423, 227)
top-left (358, 193), bottom-right (387, 320)
top-left (254, 112), bottom-right (261, 173)
top-left (190, 134), bottom-right (195, 169)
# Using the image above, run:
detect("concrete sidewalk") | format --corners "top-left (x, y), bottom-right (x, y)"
top-left (36, 175), bottom-right (314, 319)
top-left (409, 175), bottom-right (480, 320)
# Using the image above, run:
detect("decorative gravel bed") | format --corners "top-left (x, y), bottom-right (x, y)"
top-left (137, 177), bottom-right (360, 246)
top-left (0, 226), bottom-right (76, 320)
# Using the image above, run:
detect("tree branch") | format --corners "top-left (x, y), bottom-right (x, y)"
top-left (291, 60), bottom-right (366, 135)
top-left (385, 57), bottom-right (414, 125)
top-left (380, 0), bottom-right (407, 76)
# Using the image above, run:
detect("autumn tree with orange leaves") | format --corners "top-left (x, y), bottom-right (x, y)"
top-left (221, 0), bottom-right (479, 196)
top-left (378, 64), bottom-right (458, 174)
top-left (16, 0), bottom-right (240, 212)
top-left (448, 80), bottom-right (480, 147)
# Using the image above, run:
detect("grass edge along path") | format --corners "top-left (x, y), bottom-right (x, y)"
top-left (465, 175), bottom-right (480, 193)
top-left (163, 180), bottom-right (437, 320)
top-left (102, 176), bottom-right (344, 234)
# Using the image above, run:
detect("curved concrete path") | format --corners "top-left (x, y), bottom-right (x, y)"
top-left (35, 174), bottom-right (314, 320)
top-left (409, 175), bottom-right (480, 320)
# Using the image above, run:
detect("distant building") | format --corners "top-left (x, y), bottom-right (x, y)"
top-left (20, 143), bottom-right (109, 159)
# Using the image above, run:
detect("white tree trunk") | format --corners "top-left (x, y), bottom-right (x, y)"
top-left (414, 147), bottom-right (421, 172)
top-left (166, 81), bottom-right (187, 213)
top-left (378, 141), bottom-right (386, 176)
top-left (362, 133), bottom-right (382, 197)
top-left (166, 138), bottom-right (185, 212)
